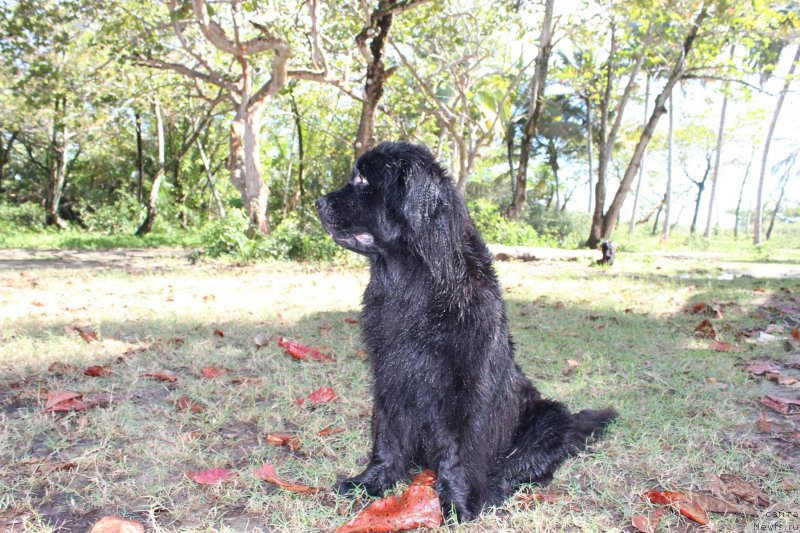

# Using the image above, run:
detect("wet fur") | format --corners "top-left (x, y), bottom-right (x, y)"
top-left (316, 141), bottom-right (617, 520)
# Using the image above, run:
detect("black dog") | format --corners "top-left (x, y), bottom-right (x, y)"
top-left (599, 241), bottom-right (616, 266)
top-left (316, 142), bottom-right (616, 521)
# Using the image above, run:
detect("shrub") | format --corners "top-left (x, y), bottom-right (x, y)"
top-left (78, 192), bottom-right (144, 235)
top-left (468, 199), bottom-right (545, 246)
top-left (0, 201), bottom-right (45, 230)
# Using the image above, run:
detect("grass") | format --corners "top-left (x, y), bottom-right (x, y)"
top-left (0, 249), bottom-right (799, 532)
top-left (0, 228), bottom-right (203, 250)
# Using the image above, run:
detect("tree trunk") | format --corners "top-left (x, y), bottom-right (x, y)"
top-left (230, 105), bottom-right (269, 234)
top-left (587, 8), bottom-right (706, 248)
top-left (703, 46), bottom-right (733, 238)
top-left (196, 137), bottom-right (225, 219)
top-left (46, 96), bottom-right (68, 229)
top-left (546, 138), bottom-right (560, 211)
top-left (766, 170), bottom-right (790, 240)
top-left (291, 95), bottom-right (305, 211)
top-left (689, 154), bottom-right (712, 234)
top-left (136, 98), bottom-right (165, 236)
top-left (354, 5), bottom-right (394, 159)
top-left (734, 158), bottom-right (752, 238)
top-left (0, 131), bottom-right (17, 193)
top-left (628, 74), bottom-right (650, 234)
top-left (661, 92), bottom-right (675, 241)
top-left (135, 111), bottom-right (145, 204)
top-left (507, 0), bottom-right (553, 219)
top-left (652, 194), bottom-right (666, 235)
top-left (585, 96), bottom-right (593, 214)
top-left (754, 44), bottom-right (799, 244)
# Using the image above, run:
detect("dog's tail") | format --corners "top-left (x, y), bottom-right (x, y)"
top-left (568, 407), bottom-right (618, 455)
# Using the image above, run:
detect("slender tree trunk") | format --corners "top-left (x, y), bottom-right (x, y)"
top-left (766, 171), bottom-right (790, 240)
top-left (734, 158), bottom-right (752, 238)
top-left (703, 46), bottom-right (733, 238)
top-left (661, 92), bottom-right (675, 240)
top-left (46, 96), bottom-right (68, 229)
top-left (135, 111), bottom-right (145, 204)
top-left (689, 154), bottom-right (712, 234)
top-left (585, 96), bottom-right (594, 213)
top-left (136, 98), bottom-right (165, 236)
top-left (754, 44), bottom-right (799, 244)
top-left (196, 137), bottom-right (225, 219)
top-left (587, 8), bottom-right (706, 248)
top-left (547, 138), bottom-right (560, 211)
top-left (629, 74), bottom-right (650, 234)
top-left (0, 131), bottom-right (17, 193)
top-left (291, 96), bottom-right (305, 211)
top-left (507, 0), bottom-right (553, 219)
top-left (652, 195), bottom-right (665, 236)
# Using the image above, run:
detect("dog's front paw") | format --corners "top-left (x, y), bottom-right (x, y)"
top-left (332, 475), bottom-right (386, 497)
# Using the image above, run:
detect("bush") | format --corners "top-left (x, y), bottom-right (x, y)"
top-left (468, 199), bottom-right (548, 247)
top-left (0, 201), bottom-right (45, 230)
top-left (78, 192), bottom-right (144, 235)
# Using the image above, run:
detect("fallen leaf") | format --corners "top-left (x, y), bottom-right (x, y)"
top-left (267, 433), bottom-right (301, 451)
top-left (213, 329), bottom-right (224, 338)
top-left (202, 294), bottom-right (216, 303)
top-left (766, 372), bottom-right (798, 386)
top-left (84, 365), bottom-right (111, 377)
top-left (141, 370), bottom-right (178, 382)
top-left (710, 340), bottom-right (740, 352)
top-left (318, 426), bottom-right (345, 436)
top-left (563, 359), bottom-right (580, 375)
top-left (31, 301), bottom-right (45, 307)
top-left (278, 337), bottom-right (336, 363)
top-left (336, 470), bottom-right (442, 533)
top-left (44, 391), bottom-right (87, 413)
top-left (756, 412), bottom-right (772, 433)
top-left (643, 490), bottom-right (709, 525)
top-left (631, 509), bottom-right (663, 533)
top-left (253, 463), bottom-right (318, 493)
top-left (296, 386), bottom-right (338, 405)
top-left (48, 361), bottom-right (79, 374)
top-left (760, 395), bottom-right (800, 414)
top-left (39, 461), bottom-right (77, 476)
top-left (792, 328), bottom-right (800, 341)
top-left (200, 366), bottom-right (228, 379)
top-left (254, 332), bottom-right (272, 349)
top-left (345, 317), bottom-right (359, 324)
top-left (688, 491), bottom-right (757, 516)
top-left (187, 468), bottom-right (234, 485)
top-left (685, 302), bottom-right (723, 319)
top-left (176, 395), bottom-right (206, 413)
top-left (709, 474), bottom-right (770, 507)
top-left (231, 376), bottom-right (261, 385)
top-left (89, 515), bottom-right (145, 533)
top-left (746, 361), bottom-right (781, 375)
top-left (694, 320), bottom-right (717, 339)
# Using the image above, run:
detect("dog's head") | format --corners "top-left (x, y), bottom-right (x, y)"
top-left (316, 142), bottom-right (469, 278)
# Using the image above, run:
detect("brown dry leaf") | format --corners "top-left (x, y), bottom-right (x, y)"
top-left (766, 373), bottom-right (798, 386)
top-left (43, 391), bottom-right (87, 413)
top-left (39, 461), bottom-right (77, 476)
top-left (64, 325), bottom-right (98, 343)
top-left (278, 337), bottom-right (336, 363)
top-left (643, 490), bottom-right (709, 525)
top-left (176, 395), bottom-right (206, 414)
top-left (760, 395), bottom-right (800, 414)
top-left (200, 366), bottom-right (228, 379)
top-left (202, 294), bottom-right (216, 303)
top-left (253, 463), bottom-right (318, 493)
top-left (344, 317), bottom-right (359, 324)
top-left (187, 468), bottom-right (234, 485)
top-left (89, 515), bottom-right (145, 533)
top-left (213, 328), bottom-right (225, 338)
top-left (688, 491), bottom-right (757, 516)
top-left (84, 365), bottom-right (111, 377)
top-left (266, 433), bottom-right (301, 451)
top-left (694, 319), bottom-right (717, 339)
top-left (792, 328), bottom-right (800, 341)
top-left (141, 370), bottom-right (178, 382)
top-left (563, 359), bottom-right (580, 375)
top-left (631, 509), bottom-right (662, 533)
top-left (318, 426), bottom-right (345, 436)
top-left (709, 474), bottom-right (770, 507)
top-left (756, 412), bottom-right (772, 433)
top-left (710, 340), bottom-right (741, 352)
top-left (746, 361), bottom-right (781, 376)
top-left (336, 470), bottom-right (442, 533)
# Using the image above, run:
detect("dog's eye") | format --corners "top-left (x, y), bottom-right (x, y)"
top-left (352, 173), bottom-right (369, 187)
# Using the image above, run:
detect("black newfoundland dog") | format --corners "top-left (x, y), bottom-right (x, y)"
top-left (316, 141), bottom-right (616, 521)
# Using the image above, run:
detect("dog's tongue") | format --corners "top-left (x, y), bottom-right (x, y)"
top-left (354, 233), bottom-right (374, 245)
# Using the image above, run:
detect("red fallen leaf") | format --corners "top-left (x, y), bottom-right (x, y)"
top-left (760, 395), bottom-right (800, 414)
top-left (267, 433), bottom-right (301, 450)
top-left (253, 463), bottom-right (318, 493)
top-left (746, 361), bottom-right (781, 375)
top-left (318, 426), bottom-right (345, 436)
top-left (187, 468), bottom-right (234, 485)
top-left (643, 490), bottom-right (709, 525)
top-left (345, 317), bottom-right (359, 324)
top-left (89, 515), bottom-right (145, 533)
top-left (31, 301), bottom-right (45, 307)
top-left (141, 370), bottom-right (178, 382)
top-left (44, 391), bottom-right (87, 412)
top-left (685, 302), bottom-right (723, 319)
top-left (64, 325), bottom-right (98, 343)
top-left (694, 320), bottom-right (717, 339)
top-left (631, 508), bottom-right (663, 533)
top-left (84, 365), bottom-right (111, 377)
top-left (200, 366), bottom-right (228, 379)
top-left (176, 395), bottom-right (206, 413)
top-left (756, 411), bottom-right (772, 433)
top-left (792, 328), bottom-right (800, 341)
top-left (213, 329), bottom-right (225, 338)
top-left (710, 340), bottom-right (740, 352)
top-left (336, 470), bottom-right (442, 533)
top-left (296, 386), bottom-right (338, 405)
top-left (278, 337), bottom-right (336, 363)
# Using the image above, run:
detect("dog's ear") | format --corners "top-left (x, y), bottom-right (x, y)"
top-left (401, 161), bottom-right (465, 283)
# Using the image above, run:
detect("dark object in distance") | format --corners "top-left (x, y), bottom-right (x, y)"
top-left (316, 141), bottom-right (617, 521)
top-left (599, 240), bottom-right (616, 266)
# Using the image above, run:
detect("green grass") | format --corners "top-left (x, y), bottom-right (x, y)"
top-left (0, 250), bottom-right (798, 531)
top-left (0, 228), bottom-right (202, 249)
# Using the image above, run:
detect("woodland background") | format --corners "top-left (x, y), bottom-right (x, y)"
top-left (1, 0), bottom-right (799, 258)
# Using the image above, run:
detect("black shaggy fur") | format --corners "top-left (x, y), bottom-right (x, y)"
top-left (316, 141), bottom-right (617, 521)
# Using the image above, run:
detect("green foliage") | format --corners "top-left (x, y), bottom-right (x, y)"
top-left (0, 201), bottom-right (45, 230)
top-left (469, 199), bottom-right (547, 247)
top-left (78, 192), bottom-right (144, 234)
